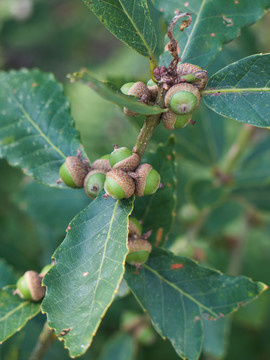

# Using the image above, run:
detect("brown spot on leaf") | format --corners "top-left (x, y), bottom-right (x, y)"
top-left (155, 228), bottom-right (163, 246)
top-left (171, 263), bottom-right (184, 270)
top-left (58, 328), bottom-right (71, 337)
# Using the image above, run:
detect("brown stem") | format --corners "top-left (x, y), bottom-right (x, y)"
top-left (30, 322), bottom-right (56, 360)
top-left (167, 11), bottom-right (192, 68)
top-left (133, 87), bottom-right (166, 158)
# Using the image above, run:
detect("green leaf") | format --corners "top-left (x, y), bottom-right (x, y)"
top-left (187, 179), bottom-right (227, 210)
top-left (0, 260), bottom-right (17, 288)
top-left (99, 333), bottom-right (135, 360)
top-left (42, 194), bottom-right (134, 358)
top-left (69, 70), bottom-right (166, 115)
top-left (0, 69), bottom-right (83, 187)
top-left (133, 136), bottom-right (177, 246)
top-left (203, 317), bottom-right (231, 359)
top-left (156, 0), bottom-right (270, 68)
top-left (203, 53), bottom-right (270, 127)
top-left (82, 0), bottom-right (157, 58)
top-left (125, 248), bottom-right (266, 360)
top-left (0, 287), bottom-right (40, 343)
top-left (231, 185), bottom-right (270, 212)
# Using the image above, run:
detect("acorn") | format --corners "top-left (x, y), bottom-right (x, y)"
top-left (129, 217), bottom-right (143, 237)
top-left (59, 156), bottom-right (88, 188)
top-left (147, 79), bottom-right (158, 100)
top-left (16, 271), bottom-right (45, 302)
top-left (126, 238), bottom-right (152, 266)
top-left (134, 164), bottom-right (160, 197)
top-left (40, 264), bottom-right (53, 277)
top-left (162, 110), bottom-right (192, 130)
top-left (122, 82), bottom-right (151, 117)
top-left (177, 63), bottom-right (207, 90)
top-left (165, 83), bottom-right (200, 115)
top-left (110, 147), bottom-right (140, 172)
top-left (84, 169), bottom-right (106, 199)
top-left (104, 169), bottom-right (135, 199)
top-left (90, 154), bottom-right (111, 173)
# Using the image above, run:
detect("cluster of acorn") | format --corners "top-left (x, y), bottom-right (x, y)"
top-left (59, 147), bottom-right (161, 200)
top-left (121, 63), bottom-right (207, 130)
top-left (14, 263), bottom-right (53, 302)
top-left (126, 217), bottom-right (152, 267)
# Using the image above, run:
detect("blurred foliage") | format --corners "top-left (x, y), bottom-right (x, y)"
top-left (0, 0), bottom-right (270, 359)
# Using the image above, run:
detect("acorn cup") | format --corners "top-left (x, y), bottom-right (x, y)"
top-left (84, 169), bottom-right (106, 199)
top-left (104, 169), bottom-right (135, 199)
top-left (110, 146), bottom-right (140, 172)
top-left (121, 81), bottom-right (151, 116)
top-left (177, 63), bottom-right (207, 90)
top-left (133, 164), bottom-right (161, 197)
top-left (90, 154), bottom-right (111, 173)
top-left (126, 238), bottom-right (152, 266)
top-left (165, 83), bottom-right (200, 116)
top-left (59, 156), bottom-right (89, 188)
top-left (15, 271), bottom-right (45, 302)
top-left (162, 110), bottom-right (192, 130)
top-left (129, 217), bottom-right (143, 237)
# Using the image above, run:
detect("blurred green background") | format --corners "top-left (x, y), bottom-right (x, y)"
top-left (0, 1), bottom-right (270, 359)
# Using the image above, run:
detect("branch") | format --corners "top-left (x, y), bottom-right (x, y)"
top-left (30, 321), bottom-right (56, 360)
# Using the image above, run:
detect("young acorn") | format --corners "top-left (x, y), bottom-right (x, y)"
top-left (147, 79), bottom-right (158, 101)
top-left (121, 81), bottom-right (151, 116)
top-left (165, 83), bottom-right (200, 116)
top-left (133, 164), bottom-right (160, 197)
top-left (126, 238), bottom-right (152, 266)
top-left (177, 63), bottom-right (207, 90)
top-left (59, 156), bottom-right (88, 188)
top-left (110, 146), bottom-right (140, 172)
top-left (90, 154), bottom-right (111, 173)
top-left (84, 169), bottom-right (106, 199)
top-left (16, 271), bottom-right (45, 302)
top-left (104, 169), bottom-right (135, 199)
top-left (162, 110), bottom-right (192, 130)
top-left (129, 217), bottom-right (143, 237)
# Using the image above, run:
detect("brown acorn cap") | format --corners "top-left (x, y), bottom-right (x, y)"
top-left (162, 110), bottom-right (178, 130)
top-left (165, 83), bottom-right (201, 111)
top-left (134, 164), bottom-right (152, 197)
top-left (177, 63), bottom-right (207, 90)
top-left (123, 107), bottom-right (138, 117)
top-left (106, 169), bottom-right (135, 198)
top-left (113, 153), bottom-right (140, 172)
top-left (91, 158), bottom-right (111, 173)
top-left (128, 238), bottom-right (152, 254)
top-left (25, 270), bottom-right (46, 302)
top-left (128, 82), bottom-right (151, 98)
top-left (66, 156), bottom-right (89, 187)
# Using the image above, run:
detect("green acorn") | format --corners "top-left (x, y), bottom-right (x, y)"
top-left (129, 217), bottom-right (142, 237)
top-left (90, 154), bottom-right (111, 173)
top-left (177, 63), bottom-right (207, 90)
top-left (110, 147), bottom-right (140, 172)
top-left (16, 271), bottom-right (45, 302)
top-left (59, 156), bottom-right (88, 188)
top-left (134, 164), bottom-right (160, 197)
top-left (40, 264), bottom-right (53, 277)
top-left (104, 169), bottom-right (135, 199)
top-left (122, 81), bottom-right (151, 117)
top-left (165, 83), bottom-right (200, 115)
top-left (126, 239), bottom-right (152, 266)
top-left (84, 169), bottom-right (106, 199)
top-left (162, 109), bottom-right (192, 130)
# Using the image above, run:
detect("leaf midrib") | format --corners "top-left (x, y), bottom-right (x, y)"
top-left (118, 0), bottom-right (156, 58)
top-left (202, 87), bottom-right (270, 95)
top-left (0, 301), bottom-right (29, 323)
top-left (4, 85), bottom-right (66, 159)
